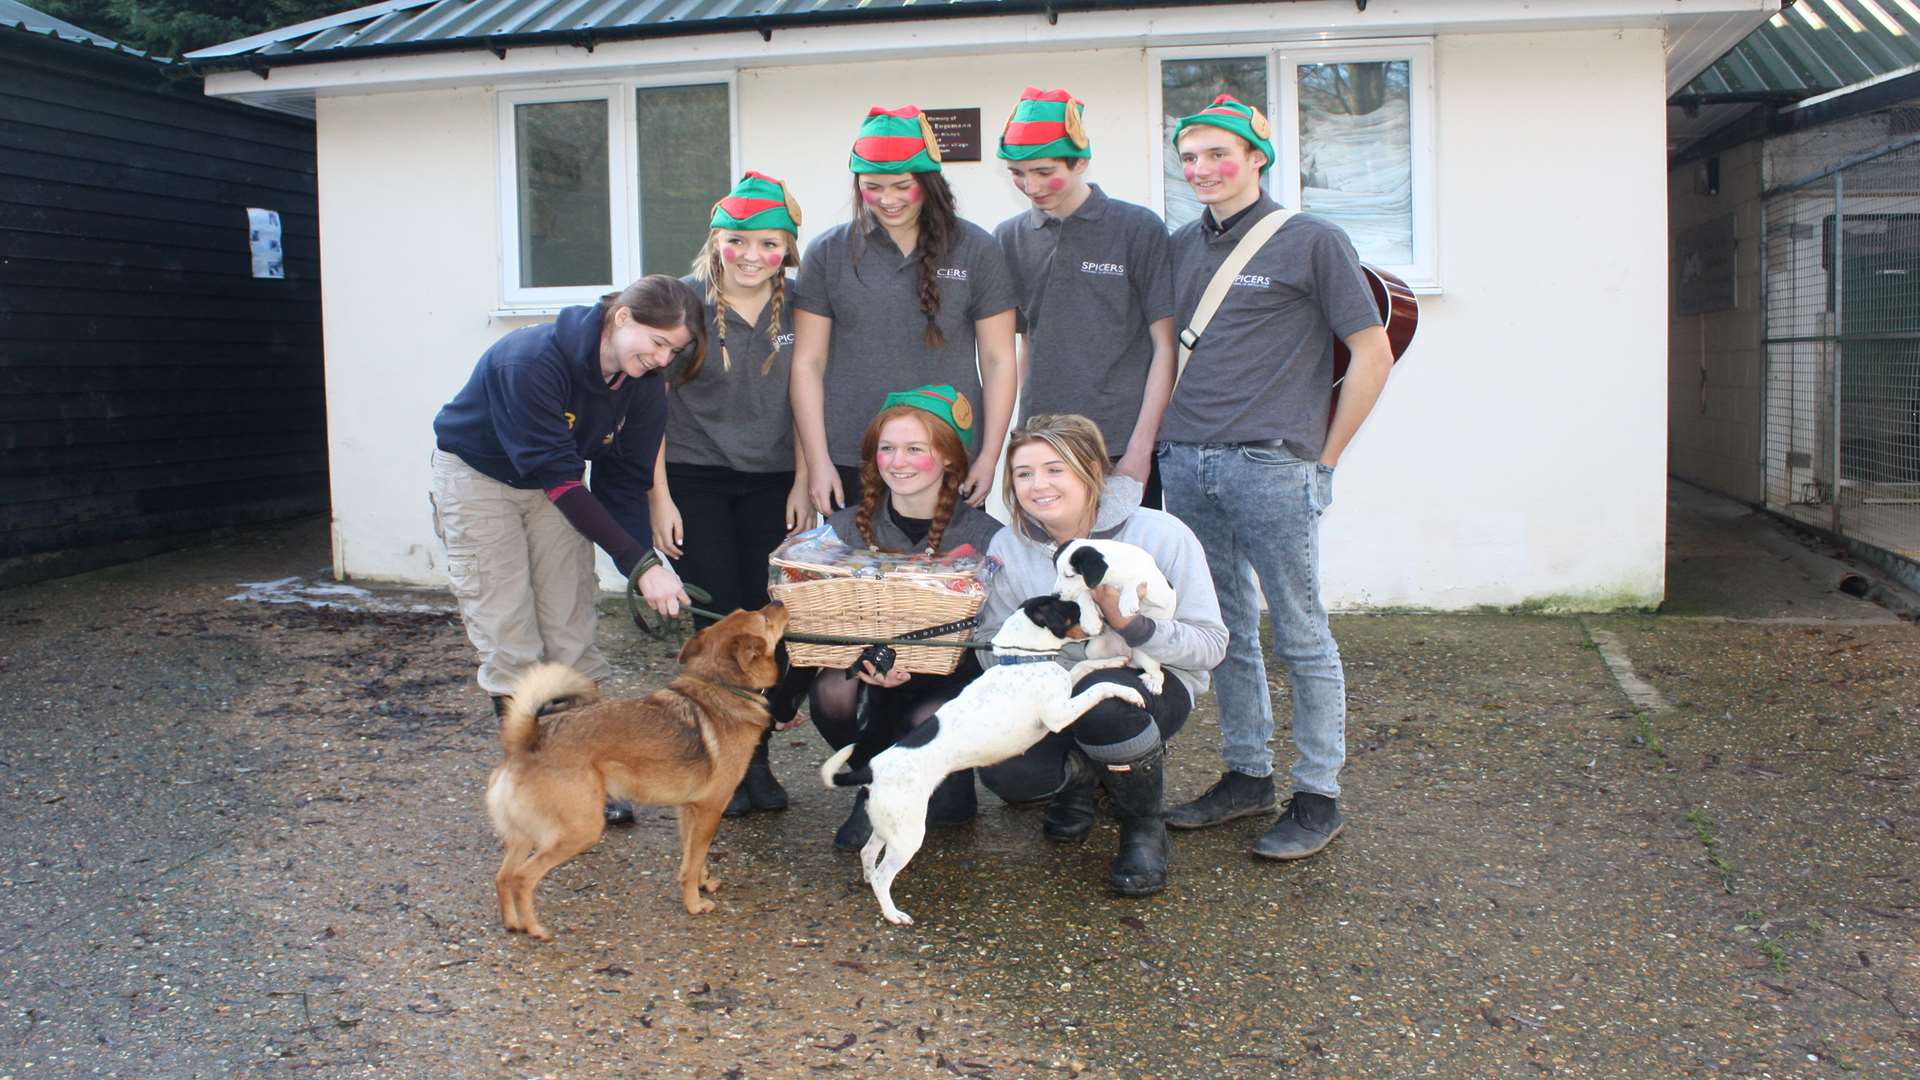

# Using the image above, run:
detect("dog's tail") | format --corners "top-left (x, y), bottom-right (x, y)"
top-left (818, 743), bottom-right (872, 789)
top-left (500, 663), bottom-right (599, 757)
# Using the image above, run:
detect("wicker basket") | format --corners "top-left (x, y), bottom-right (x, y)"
top-left (769, 575), bottom-right (983, 675)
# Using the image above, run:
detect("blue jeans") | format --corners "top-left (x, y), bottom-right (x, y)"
top-left (1157, 442), bottom-right (1345, 798)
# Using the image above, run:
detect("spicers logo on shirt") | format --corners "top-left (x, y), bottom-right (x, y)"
top-left (774, 332), bottom-right (796, 349)
top-left (1081, 261), bottom-right (1126, 276)
top-left (1232, 273), bottom-right (1273, 289)
top-left (935, 268), bottom-right (969, 281)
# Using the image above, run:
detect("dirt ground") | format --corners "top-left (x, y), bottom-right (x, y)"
top-left (1, 494), bottom-right (1916, 1078)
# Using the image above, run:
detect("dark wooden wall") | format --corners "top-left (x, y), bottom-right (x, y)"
top-left (0, 30), bottom-right (327, 587)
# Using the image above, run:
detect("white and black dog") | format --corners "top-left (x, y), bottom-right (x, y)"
top-left (1051, 538), bottom-right (1178, 694)
top-left (819, 595), bottom-right (1144, 926)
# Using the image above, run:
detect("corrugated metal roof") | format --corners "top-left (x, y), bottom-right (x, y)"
top-left (1678, 0), bottom-right (1920, 100)
top-left (0, 0), bottom-right (166, 62)
top-left (184, 0), bottom-right (1242, 68)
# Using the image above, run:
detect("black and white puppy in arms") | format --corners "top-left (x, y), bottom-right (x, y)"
top-left (1051, 538), bottom-right (1178, 695)
top-left (819, 595), bottom-right (1144, 926)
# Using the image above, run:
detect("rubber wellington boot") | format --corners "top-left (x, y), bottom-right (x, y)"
top-left (1042, 751), bottom-right (1098, 843)
top-left (1098, 744), bottom-right (1170, 896)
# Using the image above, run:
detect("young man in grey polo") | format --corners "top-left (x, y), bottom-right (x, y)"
top-left (992, 87), bottom-right (1176, 506)
top-left (1158, 94), bottom-right (1395, 861)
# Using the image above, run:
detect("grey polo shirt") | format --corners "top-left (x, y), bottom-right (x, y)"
top-left (994, 185), bottom-right (1174, 453)
top-left (793, 218), bottom-right (1017, 467)
top-left (664, 276), bottom-right (798, 474)
top-left (1162, 195), bottom-right (1380, 457)
top-left (826, 495), bottom-right (1002, 555)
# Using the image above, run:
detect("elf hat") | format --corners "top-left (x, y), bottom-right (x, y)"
top-left (1174, 94), bottom-right (1275, 174)
top-left (997, 87), bottom-right (1090, 161)
top-left (849, 106), bottom-right (944, 174)
top-left (709, 171), bottom-right (803, 233)
top-left (880, 384), bottom-right (975, 450)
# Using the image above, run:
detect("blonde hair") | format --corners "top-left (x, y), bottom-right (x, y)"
top-left (1001, 413), bottom-right (1109, 542)
top-left (689, 228), bottom-right (798, 378)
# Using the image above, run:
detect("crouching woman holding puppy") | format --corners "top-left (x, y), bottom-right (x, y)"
top-left (976, 414), bottom-right (1225, 895)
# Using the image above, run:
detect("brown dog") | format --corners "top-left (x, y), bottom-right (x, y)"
top-left (485, 601), bottom-right (789, 940)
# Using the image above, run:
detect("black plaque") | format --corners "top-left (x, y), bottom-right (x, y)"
top-left (924, 108), bottom-right (982, 163)
top-left (1675, 213), bottom-right (1737, 315)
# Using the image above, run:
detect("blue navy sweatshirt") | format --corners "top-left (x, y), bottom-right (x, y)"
top-left (433, 303), bottom-right (664, 572)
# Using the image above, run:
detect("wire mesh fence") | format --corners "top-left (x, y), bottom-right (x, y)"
top-left (1763, 140), bottom-right (1920, 564)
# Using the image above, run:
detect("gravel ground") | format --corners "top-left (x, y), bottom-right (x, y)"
top-left (1, 503), bottom-right (1915, 1079)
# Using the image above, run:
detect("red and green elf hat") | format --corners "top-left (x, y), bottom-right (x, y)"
top-left (849, 105), bottom-right (944, 174)
top-left (997, 87), bottom-right (1090, 161)
top-left (1174, 93), bottom-right (1275, 174)
top-left (881, 384), bottom-right (975, 450)
top-left (709, 171), bottom-right (803, 233)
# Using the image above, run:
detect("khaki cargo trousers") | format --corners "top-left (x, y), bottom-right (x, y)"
top-left (429, 450), bottom-right (612, 696)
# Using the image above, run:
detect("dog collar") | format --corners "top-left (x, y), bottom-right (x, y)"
top-left (993, 652), bottom-right (1060, 666)
top-left (677, 677), bottom-right (769, 706)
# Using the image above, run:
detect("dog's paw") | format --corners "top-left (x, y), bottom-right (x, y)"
top-left (685, 896), bottom-right (717, 915)
top-left (701, 876), bottom-right (722, 894)
top-left (1138, 670), bottom-right (1164, 696)
top-left (526, 923), bottom-right (553, 942)
top-left (1115, 686), bottom-right (1147, 708)
top-left (883, 909), bottom-right (915, 927)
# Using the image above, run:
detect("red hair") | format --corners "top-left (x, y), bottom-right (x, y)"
top-left (854, 405), bottom-right (967, 553)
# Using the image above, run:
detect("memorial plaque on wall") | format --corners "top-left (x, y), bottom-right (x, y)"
top-left (1676, 213), bottom-right (1737, 315)
top-left (924, 108), bottom-right (982, 162)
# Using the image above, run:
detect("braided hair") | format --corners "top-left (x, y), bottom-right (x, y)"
top-left (853, 404), bottom-right (969, 554)
top-left (848, 172), bottom-right (960, 349)
top-left (689, 228), bottom-right (800, 381)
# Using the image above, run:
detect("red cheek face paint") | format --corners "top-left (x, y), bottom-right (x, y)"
top-left (861, 189), bottom-right (881, 206)
top-left (1046, 177), bottom-right (1066, 192)
top-left (1218, 161), bottom-right (1241, 180)
top-left (720, 248), bottom-right (737, 263)
top-left (906, 184), bottom-right (922, 204)
top-left (1182, 164), bottom-right (1197, 182)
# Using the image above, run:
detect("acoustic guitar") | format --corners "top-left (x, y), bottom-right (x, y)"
top-left (1330, 264), bottom-right (1419, 415)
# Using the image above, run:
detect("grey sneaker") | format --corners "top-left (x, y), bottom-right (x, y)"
top-left (1165, 770), bottom-right (1277, 830)
top-left (1251, 793), bottom-right (1343, 860)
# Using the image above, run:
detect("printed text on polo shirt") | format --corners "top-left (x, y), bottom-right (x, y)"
top-left (1080, 261), bottom-right (1127, 276)
top-left (1232, 273), bottom-right (1273, 289)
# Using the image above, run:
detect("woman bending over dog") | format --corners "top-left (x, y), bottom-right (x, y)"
top-left (805, 386), bottom-right (1002, 850)
top-left (976, 414), bottom-right (1226, 896)
top-left (430, 274), bottom-right (702, 823)
top-left (652, 172), bottom-right (815, 819)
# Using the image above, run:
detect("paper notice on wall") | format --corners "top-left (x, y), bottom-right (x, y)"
top-left (247, 208), bottom-right (284, 279)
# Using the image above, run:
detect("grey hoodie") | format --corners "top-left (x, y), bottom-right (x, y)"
top-left (978, 475), bottom-right (1227, 700)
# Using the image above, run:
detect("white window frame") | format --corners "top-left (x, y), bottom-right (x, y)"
top-left (1148, 39), bottom-right (1440, 293)
top-left (496, 74), bottom-right (738, 313)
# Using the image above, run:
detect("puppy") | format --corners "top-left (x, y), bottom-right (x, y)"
top-left (820, 596), bottom-right (1145, 926)
top-left (1052, 538), bottom-right (1178, 694)
top-left (486, 602), bottom-right (789, 940)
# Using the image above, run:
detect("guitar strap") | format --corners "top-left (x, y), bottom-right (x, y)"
top-left (1175, 207), bottom-right (1297, 389)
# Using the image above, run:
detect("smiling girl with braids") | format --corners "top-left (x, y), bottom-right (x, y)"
top-left (791, 105), bottom-right (1019, 517)
top-left (801, 387), bottom-right (1002, 851)
top-left (650, 172), bottom-right (813, 818)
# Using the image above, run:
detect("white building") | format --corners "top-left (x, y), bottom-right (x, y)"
top-left (191, 0), bottom-right (1778, 610)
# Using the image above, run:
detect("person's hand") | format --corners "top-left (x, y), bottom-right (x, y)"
top-left (635, 562), bottom-right (689, 617)
top-left (960, 458), bottom-right (996, 507)
top-left (1113, 448), bottom-right (1152, 485)
top-left (651, 495), bottom-right (684, 558)
top-left (1091, 581), bottom-right (1149, 631)
top-left (855, 660), bottom-right (911, 689)
top-left (810, 470), bottom-right (845, 517)
top-left (785, 482), bottom-right (815, 535)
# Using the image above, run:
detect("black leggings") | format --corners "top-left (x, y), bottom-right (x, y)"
top-left (664, 463), bottom-right (793, 631)
top-left (978, 666), bottom-right (1191, 802)
top-left (807, 652), bottom-right (984, 750)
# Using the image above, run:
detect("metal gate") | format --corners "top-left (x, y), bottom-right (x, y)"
top-left (1763, 137), bottom-right (1920, 567)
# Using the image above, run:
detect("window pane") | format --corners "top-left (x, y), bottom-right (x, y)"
top-left (1161, 57), bottom-right (1267, 229)
top-left (515, 99), bottom-right (612, 288)
top-left (637, 84), bottom-right (732, 277)
top-left (1298, 60), bottom-right (1412, 265)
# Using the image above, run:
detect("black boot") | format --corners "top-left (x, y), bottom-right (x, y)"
top-left (725, 728), bottom-right (788, 817)
top-left (1097, 744), bottom-right (1169, 897)
top-left (833, 790), bottom-right (871, 851)
top-left (1042, 751), bottom-right (1098, 843)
